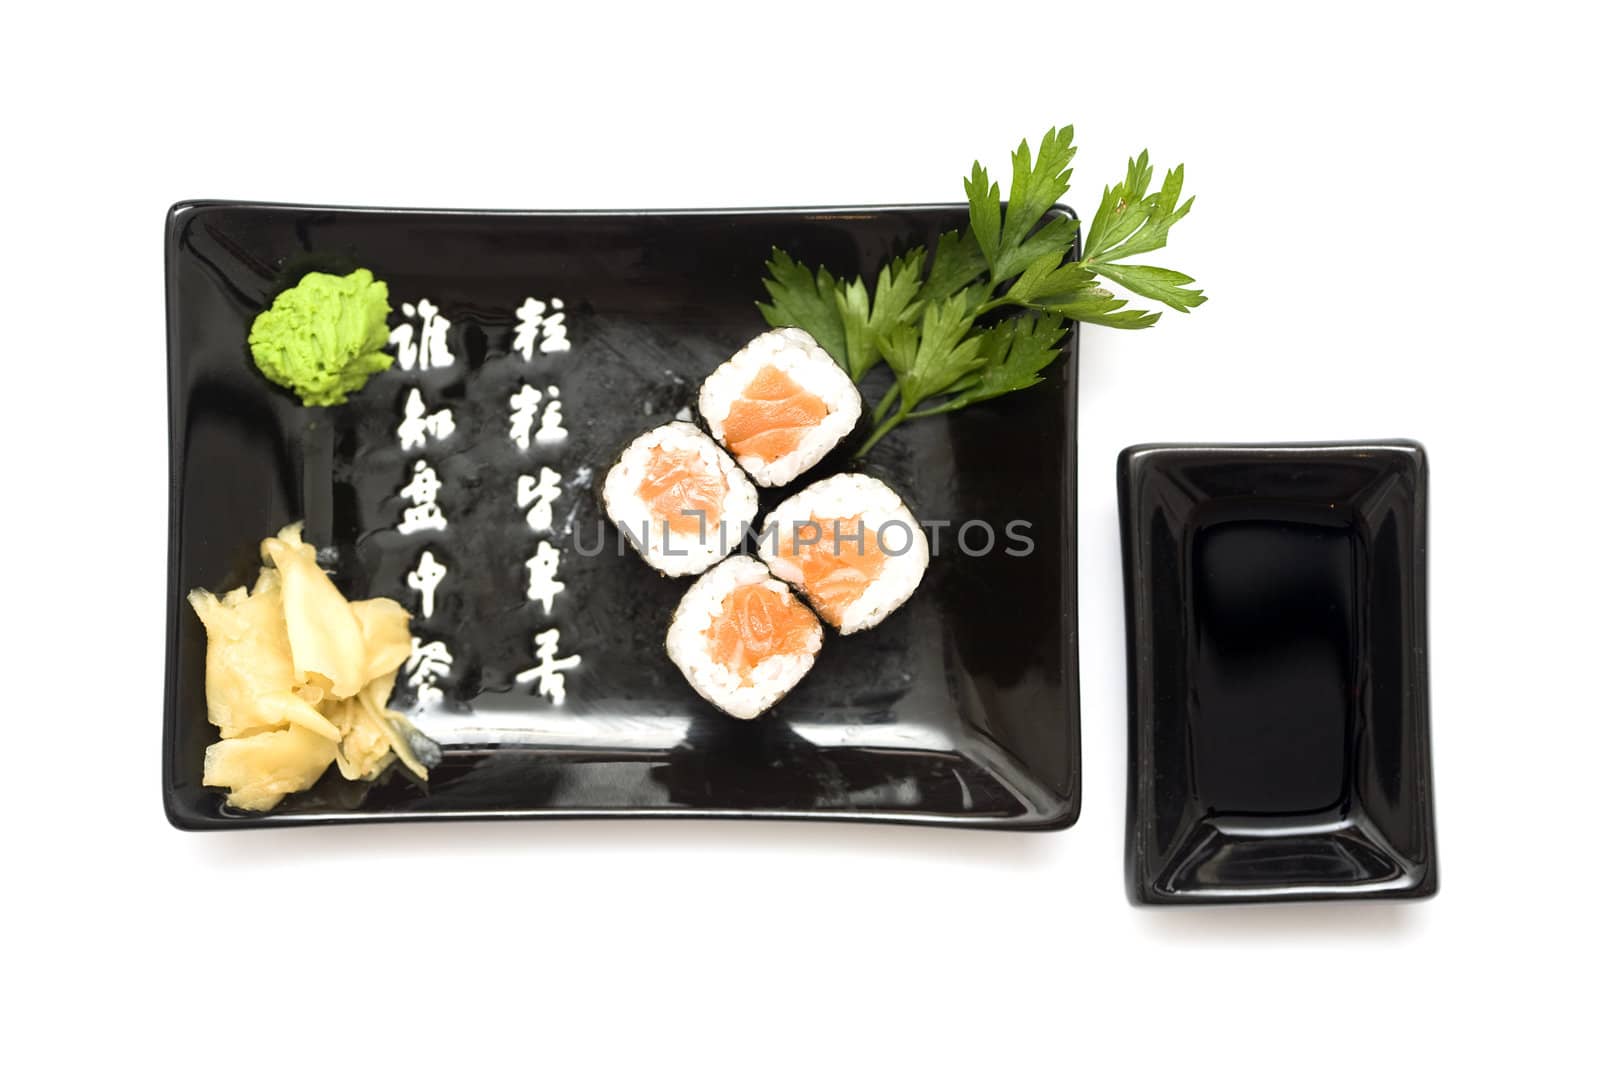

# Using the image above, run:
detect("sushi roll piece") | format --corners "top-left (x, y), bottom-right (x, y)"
top-left (666, 556), bottom-right (824, 719)
top-left (757, 473), bottom-right (929, 634)
top-left (698, 327), bottom-right (862, 487)
top-left (603, 422), bottom-right (759, 577)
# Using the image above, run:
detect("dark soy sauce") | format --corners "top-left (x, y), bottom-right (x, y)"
top-left (1190, 517), bottom-right (1358, 816)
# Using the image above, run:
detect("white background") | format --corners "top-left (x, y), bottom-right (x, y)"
top-left (7, 2), bottom-right (1596, 1061)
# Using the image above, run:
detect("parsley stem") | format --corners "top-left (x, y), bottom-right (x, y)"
top-left (871, 382), bottom-right (901, 425)
top-left (905, 398), bottom-right (966, 420)
top-left (854, 409), bottom-right (906, 458)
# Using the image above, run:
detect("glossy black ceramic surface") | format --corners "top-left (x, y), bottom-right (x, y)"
top-left (164, 202), bottom-right (1081, 830)
top-left (1118, 441), bottom-right (1435, 902)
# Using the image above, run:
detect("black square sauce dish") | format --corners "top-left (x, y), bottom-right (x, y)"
top-left (164, 202), bottom-right (1082, 830)
top-left (1118, 441), bottom-right (1436, 903)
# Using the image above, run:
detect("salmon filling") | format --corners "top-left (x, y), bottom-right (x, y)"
top-left (637, 447), bottom-right (726, 535)
top-left (784, 514), bottom-right (887, 626)
top-left (722, 365), bottom-right (828, 462)
top-left (707, 584), bottom-right (818, 680)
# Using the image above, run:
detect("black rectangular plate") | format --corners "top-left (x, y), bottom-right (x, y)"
top-left (164, 202), bottom-right (1081, 830)
top-left (1118, 441), bottom-right (1436, 902)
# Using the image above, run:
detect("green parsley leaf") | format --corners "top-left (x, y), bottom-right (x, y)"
top-left (963, 128), bottom-right (1082, 284)
top-left (1081, 153), bottom-right (1203, 312)
top-left (1084, 152), bottom-right (1159, 260)
top-left (1088, 154), bottom-right (1203, 267)
top-left (990, 127), bottom-right (1080, 282)
top-left (1044, 286), bottom-right (1161, 329)
top-left (761, 246), bottom-right (929, 381)
top-left (833, 247), bottom-right (926, 380)
top-left (1089, 263), bottom-right (1205, 312)
top-left (935, 313), bottom-right (1071, 411)
top-left (877, 295), bottom-right (984, 410)
top-left (993, 214), bottom-right (1080, 286)
top-left (756, 248), bottom-right (849, 369)
top-left (1003, 256), bottom-right (1095, 307)
top-left (833, 276), bottom-right (872, 378)
top-left (1005, 127), bottom-right (1077, 248)
top-left (922, 229), bottom-right (987, 305)
top-left (964, 162), bottom-right (1002, 271)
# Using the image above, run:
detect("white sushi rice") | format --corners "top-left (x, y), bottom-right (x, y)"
top-left (602, 422), bottom-right (759, 577)
top-left (698, 327), bottom-right (862, 487)
top-left (757, 473), bottom-right (930, 635)
top-left (666, 556), bottom-right (823, 719)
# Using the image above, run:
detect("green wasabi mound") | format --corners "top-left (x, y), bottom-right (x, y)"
top-left (248, 268), bottom-right (394, 406)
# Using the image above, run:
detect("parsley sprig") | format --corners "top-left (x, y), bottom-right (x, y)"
top-left (757, 127), bottom-right (1204, 456)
